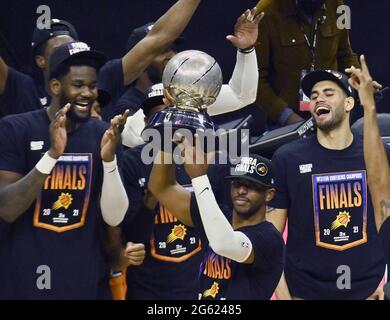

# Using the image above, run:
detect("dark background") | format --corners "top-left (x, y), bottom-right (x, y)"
top-left (1, 0), bottom-right (389, 114)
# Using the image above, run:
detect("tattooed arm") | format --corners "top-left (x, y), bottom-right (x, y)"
top-left (346, 56), bottom-right (390, 231)
top-left (380, 200), bottom-right (390, 228)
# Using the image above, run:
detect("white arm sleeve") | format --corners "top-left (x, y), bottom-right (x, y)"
top-left (120, 50), bottom-right (258, 146)
top-left (121, 109), bottom-right (145, 148)
top-left (192, 175), bottom-right (253, 262)
top-left (207, 49), bottom-right (258, 116)
top-left (100, 156), bottom-right (129, 226)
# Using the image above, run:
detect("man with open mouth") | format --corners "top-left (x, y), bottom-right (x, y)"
top-left (0, 41), bottom-right (130, 299)
top-left (266, 69), bottom-right (386, 299)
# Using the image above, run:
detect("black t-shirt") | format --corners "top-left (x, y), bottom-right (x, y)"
top-left (271, 133), bottom-right (386, 299)
top-left (97, 59), bottom-right (127, 121)
top-left (380, 147), bottom-right (390, 280)
top-left (190, 194), bottom-right (285, 300)
top-left (97, 59), bottom-right (123, 100)
top-left (380, 219), bottom-right (390, 281)
top-left (0, 67), bottom-right (50, 118)
top-left (0, 109), bottom-right (112, 299)
top-left (98, 58), bottom-right (146, 121)
top-left (121, 145), bottom-right (230, 299)
top-left (114, 86), bottom-right (145, 117)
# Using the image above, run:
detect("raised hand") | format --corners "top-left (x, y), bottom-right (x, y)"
top-left (101, 110), bottom-right (130, 162)
top-left (177, 133), bottom-right (217, 179)
top-left (226, 7), bottom-right (264, 50)
top-left (345, 55), bottom-right (376, 108)
top-left (49, 103), bottom-right (70, 159)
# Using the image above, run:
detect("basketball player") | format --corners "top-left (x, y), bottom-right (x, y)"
top-left (148, 141), bottom-right (285, 300)
top-left (120, 85), bottom-right (230, 299)
top-left (267, 69), bottom-right (385, 299)
top-left (0, 41), bottom-right (128, 299)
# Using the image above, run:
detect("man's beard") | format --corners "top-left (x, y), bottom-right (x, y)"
top-left (234, 200), bottom-right (263, 220)
top-left (60, 95), bottom-right (91, 123)
top-left (315, 109), bottom-right (345, 131)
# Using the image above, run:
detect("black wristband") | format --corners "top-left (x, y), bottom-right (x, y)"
top-left (238, 46), bottom-right (255, 54)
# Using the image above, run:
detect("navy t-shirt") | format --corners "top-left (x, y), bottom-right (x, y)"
top-left (190, 194), bottom-right (285, 300)
top-left (271, 133), bottom-right (386, 299)
top-left (114, 86), bottom-right (144, 117)
top-left (380, 147), bottom-right (390, 280)
top-left (380, 219), bottom-right (390, 280)
top-left (0, 109), bottom-right (112, 299)
top-left (0, 67), bottom-right (50, 118)
top-left (98, 58), bottom-right (146, 121)
top-left (121, 145), bottom-right (230, 299)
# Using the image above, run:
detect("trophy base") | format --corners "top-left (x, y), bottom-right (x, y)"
top-left (141, 107), bottom-right (217, 151)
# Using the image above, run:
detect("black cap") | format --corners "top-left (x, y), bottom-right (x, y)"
top-left (225, 154), bottom-right (275, 188)
top-left (141, 83), bottom-right (165, 116)
top-left (301, 69), bottom-right (355, 98)
top-left (49, 41), bottom-right (107, 79)
top-left (126, 22), bottom-right (185, 52)
top-left (32, 19), bottom-right (78, 55)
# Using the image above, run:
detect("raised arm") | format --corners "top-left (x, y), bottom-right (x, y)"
top-left (121, 0), bottom-right (201, 86)
top-left (208, 8), bottom-right (263, 116)
top-left (100, 111), bottom-right (130, 226)
top-left (181, 135), bottom-right (253, 263)
top-left (121, 8), bottom-right (262, 147)
top-left (148, 150), bottom-right (192, 226)
top-left (346, 56), bottom-right (390, 231)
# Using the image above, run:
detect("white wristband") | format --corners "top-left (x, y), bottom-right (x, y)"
top-left (35, 151), bottom-right (58, 174)
top-left (102, 156), bottom-right (117, 173)
top-left (238, 46), bottom-right (255, 54)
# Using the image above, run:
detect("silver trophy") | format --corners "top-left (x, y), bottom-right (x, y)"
top-left (144, 50), bottom-right (223, 135)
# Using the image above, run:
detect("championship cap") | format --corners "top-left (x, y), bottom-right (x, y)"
top-left (49, 41), bottom-right (107, 79)
top-left (225, 154), bottom-right (275, 188)
top-left (140, 83), bottom-right (165, 116)
top-left (301, 69), bottom-right (355, 98)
